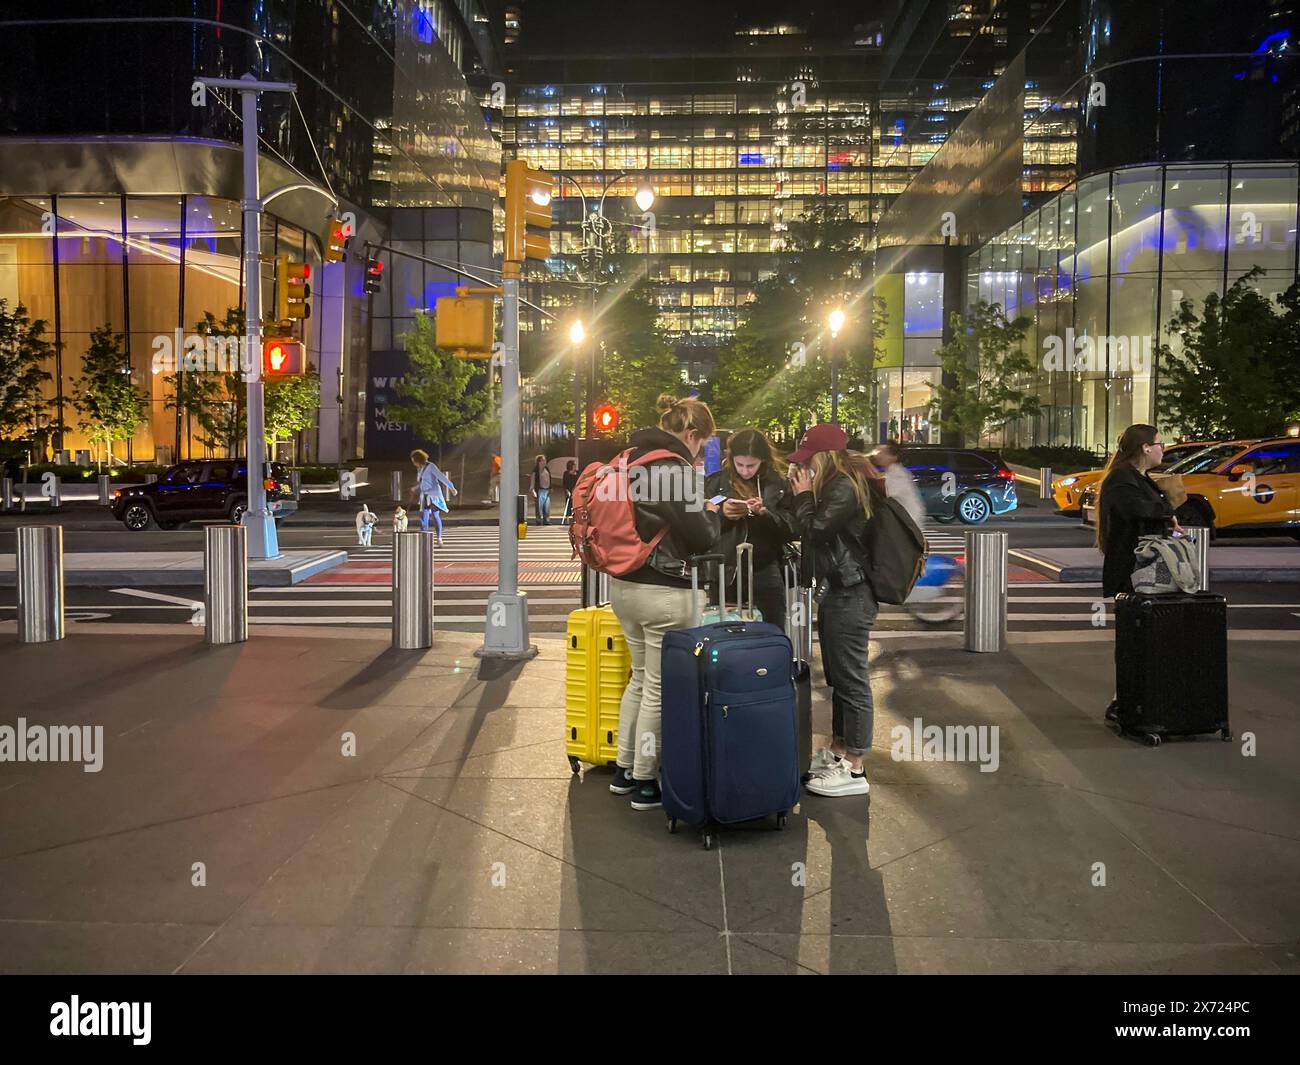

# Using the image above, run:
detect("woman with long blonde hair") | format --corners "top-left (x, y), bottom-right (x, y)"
top-left (787, 424), bottom-right (884, 798)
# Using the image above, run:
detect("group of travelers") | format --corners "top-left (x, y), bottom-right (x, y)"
top-left (598, 395), bottom-right (1177, 812)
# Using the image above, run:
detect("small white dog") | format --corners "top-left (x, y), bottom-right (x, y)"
top-left (392, 505), bottom-right (409, 533)
top-left (356, 503), bottom-right (378, 546)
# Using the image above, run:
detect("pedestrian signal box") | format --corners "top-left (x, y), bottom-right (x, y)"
top-left (435, 295), bottom-right (494, 357)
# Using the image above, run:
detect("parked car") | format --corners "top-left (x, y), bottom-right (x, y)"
top-left (1079, 438), bottom-right (1300, 537)
top-left (112, 460), bottom-right (296, 531)
top-left (901, 446), bottom-right (1018, 525)
top-left (1052, 440), bottom-right (1210, 513)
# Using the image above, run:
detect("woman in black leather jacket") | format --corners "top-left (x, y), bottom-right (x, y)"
top-left (703, 429), bottom-right (797, 628)
top-left (788, 423), bottom-right (882, 799)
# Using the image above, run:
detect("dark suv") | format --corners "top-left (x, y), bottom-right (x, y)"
top-left (112, 460), bottom-right (296, 531)
top-left (901, 446), bottom-right (1018, 524)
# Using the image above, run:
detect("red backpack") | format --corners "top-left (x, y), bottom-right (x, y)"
top-left (569, 447), bottom-right (683, 577)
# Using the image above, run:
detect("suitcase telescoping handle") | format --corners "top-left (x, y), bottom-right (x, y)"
top-left (735, 541), bottom-right (758, 620)
top-left (784, 548), bottom-right (813, 665)
top-left (689, 552), bottom-right (726, 628)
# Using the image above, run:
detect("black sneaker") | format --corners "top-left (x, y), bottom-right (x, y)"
top-left (609, 766), bottom-right (637, 795)
top-left (1104, 699), bottom-right (1121, 724)
top-left (629, 779), bottom-right (662, 810)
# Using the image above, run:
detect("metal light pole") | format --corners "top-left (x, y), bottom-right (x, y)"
top-left (828, 307), bottom-right (845, 425)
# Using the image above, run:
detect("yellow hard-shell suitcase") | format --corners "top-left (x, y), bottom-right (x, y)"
top-left (565, 605), bottom-right (631, 773)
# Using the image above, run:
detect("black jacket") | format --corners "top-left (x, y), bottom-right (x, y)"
top-left (562, 469), bottom-right (579, 493)
top-left (703, 467), bottom-right (797, 574)
top-left (792, 473), bottom-right (871, 590)
top-left (1098, 465), bottom-right (1175, 598)
top-left (623, 427), bottom-right (720, 587)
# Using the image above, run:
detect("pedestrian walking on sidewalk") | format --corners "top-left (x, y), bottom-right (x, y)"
top-left (408, 449), bottom-right (457, 545)
top-left (608, 394), bottom-right (721, 811)
top-left (1096, 424), bottom-right (1184, 722)
top-left (870, 439), bottom-right (926, 529)
top-left (561, 459), bottom-right (579, 524)
top-left (530, 454), bottom-right (552, 525)
top-left (788, 423), bottom-right (883, 799)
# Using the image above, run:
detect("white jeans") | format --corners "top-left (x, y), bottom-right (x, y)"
top-left (609, 577), bottom-right (701, 780)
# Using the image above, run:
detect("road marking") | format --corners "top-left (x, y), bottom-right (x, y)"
top-left (111, 587), bottom-right (202, 608)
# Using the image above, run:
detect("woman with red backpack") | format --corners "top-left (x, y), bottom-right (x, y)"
top-left (605, 395), bottom-right (720, 811)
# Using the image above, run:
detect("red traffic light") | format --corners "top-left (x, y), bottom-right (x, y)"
top-left (594, 405), bottom-right (618, 432)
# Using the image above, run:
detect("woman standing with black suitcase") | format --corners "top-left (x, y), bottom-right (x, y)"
top-left (1096, 424), bottom-right (1185, 722)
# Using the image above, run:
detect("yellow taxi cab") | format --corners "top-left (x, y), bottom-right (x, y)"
top-left (1172, 437), bottom-right (1300, 538)
top-left (1052, 440), bottom-right (1211, 513)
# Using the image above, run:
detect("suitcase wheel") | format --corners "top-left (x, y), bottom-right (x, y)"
top-left (701, 830), bottom-right (714, 851)
top-left (1143, 733), bottom-right (1162, 748)
top-left (776, 812), bottom-right (788, 831)
top-left (666, 817), bottom-right (677, 834)
top-left (1220, 728), bottom-right (1233, 742)
top-left (567, 756), bottom-right (581, 774)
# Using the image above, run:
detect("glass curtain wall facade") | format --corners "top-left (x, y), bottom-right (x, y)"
top-left (968, 162), bottom-right (1300, 452)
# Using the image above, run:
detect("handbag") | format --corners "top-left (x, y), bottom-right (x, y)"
top-left (1131, 534), bottom-right (1200, 595)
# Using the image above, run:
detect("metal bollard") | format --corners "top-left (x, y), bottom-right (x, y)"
top-left (289, 470), bottom-right (301, 499)
top-left (204, 524), bottom-right (248, 644)
top-left (145, 473), bottom-right (158, 485)
top-left (392, 530), bottom-right (435, 648)
top-left (391, 470), bottom-right (403, 502)
top-left (2, 477), bottom-right (12, 511)
top-left (1184, 526), bottom-right (1211, 592)
top-left (1039, 467), bottom-right (1053, 501)
top-left (98, 474), bottom-right (112, 506)
top-left (42, 473), bottom-right (61, 509)
top-left (17, 526), bottom-right (64, 643)
top-left (964, 530), bottom-right (1008, 653)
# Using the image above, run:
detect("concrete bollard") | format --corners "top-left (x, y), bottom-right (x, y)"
top-left (392, 530), bottom-right (436, 649)
top-left (204, 524), bottom-right (248, 644)
top-left (1039, 467), bottom-right (1053, 501)
top-left (1184, 526), bottom-right (1211, 592)
top-left (289, 470), bottom-right (302, 499)
top-left (391, 470), bottom-right (403, 502)
top-left (17, 526), bottom-right (64, 643)
top-left (98, 474), bottom-right (112, 506)
top-left (41, 473), bottom-right (61, 509)
top-left (964, 530), bottom-right (1008, 653)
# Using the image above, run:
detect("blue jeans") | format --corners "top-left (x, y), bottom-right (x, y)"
top-left (536, 488), bottom-right (550, 525)
top-left (420, 506), bottom-right (444, 537)
top-left (816, 581), bottom-right (879, 756)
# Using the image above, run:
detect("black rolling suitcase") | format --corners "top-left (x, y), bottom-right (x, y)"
top-left (1113, 591), bottom-right (1232, 746)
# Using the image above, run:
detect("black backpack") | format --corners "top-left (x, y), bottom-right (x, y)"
top-left (862, 483), bottom-right (928, 604)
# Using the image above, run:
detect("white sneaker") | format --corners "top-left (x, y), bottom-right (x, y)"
top-left (807, 746), bottom-right (842, 778)
top-left (804, 762), bottom-right (869, 798)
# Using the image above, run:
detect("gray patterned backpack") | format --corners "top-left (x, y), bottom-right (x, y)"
top-left (1131, 534), bottom-right (1199, 595)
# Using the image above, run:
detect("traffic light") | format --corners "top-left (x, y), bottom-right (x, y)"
top-left (324, 217), bottom-right (350, 263)
top-left (364, 254), bottom-right (384, 295)
top-left (435, 295), bottom-right (494, 357)
top-left (277, 256), bottom-right (311, 321)
top-left (593, 405), bottom-right (618, 434)
top-left (262, 338), bottom-right (305, 375)
top-left (504, 158), bottom-right (553, 265)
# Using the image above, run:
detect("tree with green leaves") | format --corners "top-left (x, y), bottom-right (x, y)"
top-left (596, 277), bottom-right (682, 431)
top-left (265, 367), bottom-right (321, 455)
top-left (162, 308), bottom-right (245, 458)
top-left (0, 299), bottom-right (59, 451)
top-left (71, 324), bottom-right (149, 470)
top-left (1156, 269), bottom-right (1300, 439)
top-left (928, 300), bottom-right (1040, 446)
top-left (388, 311), bottom-right (491, 461)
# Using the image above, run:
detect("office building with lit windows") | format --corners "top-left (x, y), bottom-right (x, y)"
top-left (0, 1), bottom-right (502, 464)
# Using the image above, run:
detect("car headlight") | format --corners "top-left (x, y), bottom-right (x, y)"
top-left (1058, 476), bottom-right (1077, 487)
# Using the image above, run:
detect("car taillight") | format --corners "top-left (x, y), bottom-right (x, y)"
top-left (997, 468), bottom-right (1015, 480)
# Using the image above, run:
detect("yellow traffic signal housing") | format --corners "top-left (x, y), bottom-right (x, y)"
top-left (504, 158), bottom-right (553, 265)
top-left (276, 255), bottom-right (312, 321)
top-left (324, 218), bottom-right (350, 263)
top-left (435, 295), bottom-right (495, 357)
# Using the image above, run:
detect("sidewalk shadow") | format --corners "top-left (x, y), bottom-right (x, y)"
top-left (316, 646), bottom-right (434, 711)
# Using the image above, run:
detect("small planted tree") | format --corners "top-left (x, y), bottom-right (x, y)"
top-left (1157, 269), bottom-right (1300, 439)
top-left (265, 367), bottom-right (321, 458)
top-left (388, 311), bottom-right (490, 462)
top-left (71, 324), bottom-right (149, 470)
top-left (0, 299), bottom-right (59, 450)
top-left (929, 300), bottom-right (1040, 446)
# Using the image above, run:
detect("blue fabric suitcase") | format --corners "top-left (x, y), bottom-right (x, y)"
top-left (660, 553), bottom-right (802, 849)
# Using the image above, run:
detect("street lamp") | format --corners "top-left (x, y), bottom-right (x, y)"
top-left (828, 307), bottom-right (846, 424)
top-left (569, 318), bottom-right (586, 442)
top-left (635, 181), bottom-right (656, 212)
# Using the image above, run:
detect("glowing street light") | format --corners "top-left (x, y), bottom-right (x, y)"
top-left (569, 319), bottom-right (586, 344)
top-left (635, 181), bottom-right (656, 212)
top-left (828, 307), bottom-right (846, 337)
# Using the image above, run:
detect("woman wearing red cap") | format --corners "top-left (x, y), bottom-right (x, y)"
top-left (787, 423), bottom-right (883, 798)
